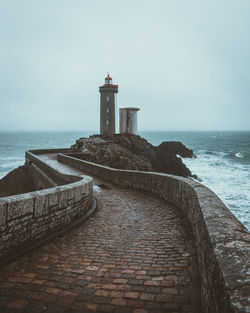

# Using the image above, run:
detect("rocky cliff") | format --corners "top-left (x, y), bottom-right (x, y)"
top-left (70, 134), bottom-right (196, 178)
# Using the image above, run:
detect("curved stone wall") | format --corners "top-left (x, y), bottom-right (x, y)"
top-left (58, 153), bottom-right (250, 313)
top-left (26, 150), bottom-right (78, 187)
top-left (0, 152), bottom-right (93, 264)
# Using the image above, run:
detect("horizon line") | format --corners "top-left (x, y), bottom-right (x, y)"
top-left (0, 129), bottom-right (250, 133)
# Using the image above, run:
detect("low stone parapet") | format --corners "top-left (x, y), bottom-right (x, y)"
top-left (26, 151), bottom-right (79, 187)
top-left (58, 152), bottom-right (250, 313)
top-left (0, 152), bottom-right (93, 265)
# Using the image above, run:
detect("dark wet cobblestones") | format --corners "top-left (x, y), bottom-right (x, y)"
top-left (0, 183), bottom-right (199, 313)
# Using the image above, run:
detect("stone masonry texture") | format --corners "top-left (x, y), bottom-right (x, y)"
top-left (0, 151), bottom-right (93, 261)
top-left (0, 183), bottom-right (200, 313)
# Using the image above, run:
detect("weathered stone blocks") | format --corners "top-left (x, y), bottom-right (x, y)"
top-left (48, 189), bottom-right (59, 207)
top-left (58, 189), bottom-right (69, 209)
top-left (7, 195), bottom-right (34, 221)
top-left (0, 201), bottom-right (7, 232)
top-left (34, 191), bottom-right (49, 217)
top-left (74, 184), bottom-right (83, 202)
top-left (0, 152), bottom-right (93, 263)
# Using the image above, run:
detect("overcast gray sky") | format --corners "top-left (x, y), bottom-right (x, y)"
top-left (0, 0), bottom-right (249, 131)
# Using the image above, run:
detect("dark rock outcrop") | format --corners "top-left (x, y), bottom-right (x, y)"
top-left (155, 141), bottom-right (195, 158)
top-left (0, 166), bottom-right (36, 197)
top-left (70, 134), bottom-right (196, 178)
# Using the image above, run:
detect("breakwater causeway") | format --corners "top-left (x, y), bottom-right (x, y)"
top-left (1, 130), bottom-right (249, 230)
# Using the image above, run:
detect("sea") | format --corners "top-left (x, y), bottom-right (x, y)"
top-left (0, 130), bottom-right (249, 231)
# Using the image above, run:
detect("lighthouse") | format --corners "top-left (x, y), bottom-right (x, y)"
top-left (99, 74), bottom-right (118, 135)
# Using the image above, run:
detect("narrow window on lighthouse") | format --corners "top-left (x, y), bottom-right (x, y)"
top-left (106, 120), bottom-right (109, 125)
top-left (106, 96), bottom-right (109, 101)
top-left (107, 108), bottom-right (109, 113)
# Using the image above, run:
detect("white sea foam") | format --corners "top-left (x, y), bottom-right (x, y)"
top-left (0, 156), bottom-right (24, 179)
top-left (0, 156), bottom-right (24, 161)
top-left (235, 152), bottom-right (245, 158)
top-left (0, 161), bottom-right (23, 169)
top-left (183, 151), bottom-right (250, 231)
top-left (93, 185), bottom-right (102, 192)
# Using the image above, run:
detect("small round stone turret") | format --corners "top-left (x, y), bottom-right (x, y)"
top-left (119, 107), bottom-right (140, 135)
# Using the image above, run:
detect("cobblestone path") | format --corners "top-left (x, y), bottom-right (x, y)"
top-left (0, 156), bottom-right (200, 313)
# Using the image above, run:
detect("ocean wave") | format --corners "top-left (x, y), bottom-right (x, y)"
top-left (0, 161), bottom-right (23, 169)
top-left (204, 151), bottom-right (215, 156)
top-left (0, 156), bottom-right (24, 179)
top-left (0, 170), bottom-right (10, 179)
top-left (0, 156), bottom-right (24, 170)
top-left (183, 152), bottom-right (250, 230)
top-left (0, 156), bottom-right (24, 162)
top-left (201, 150), bottom-right (230, 158)
top-left (235, 152), bottom-right (245, 158)
top-left (198, 150), bottom-right (250, 163)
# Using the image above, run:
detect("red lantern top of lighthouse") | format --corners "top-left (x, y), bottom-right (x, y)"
top-left (103, 73), bottom-right (118, 87)
top-left (105, 74), bottom-right (112, 83)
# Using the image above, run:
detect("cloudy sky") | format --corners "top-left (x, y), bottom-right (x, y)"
top-left (0, 0), bottom-right (249, 131)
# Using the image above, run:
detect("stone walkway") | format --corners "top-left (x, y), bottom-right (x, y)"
top-left (0, 155), bottom-right (200, 313)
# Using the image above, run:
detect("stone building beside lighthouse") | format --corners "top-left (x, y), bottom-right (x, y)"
top-left (99, 74), bottom-right (118, 134)
top-left (119, 107), bottom-right (140, 135)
